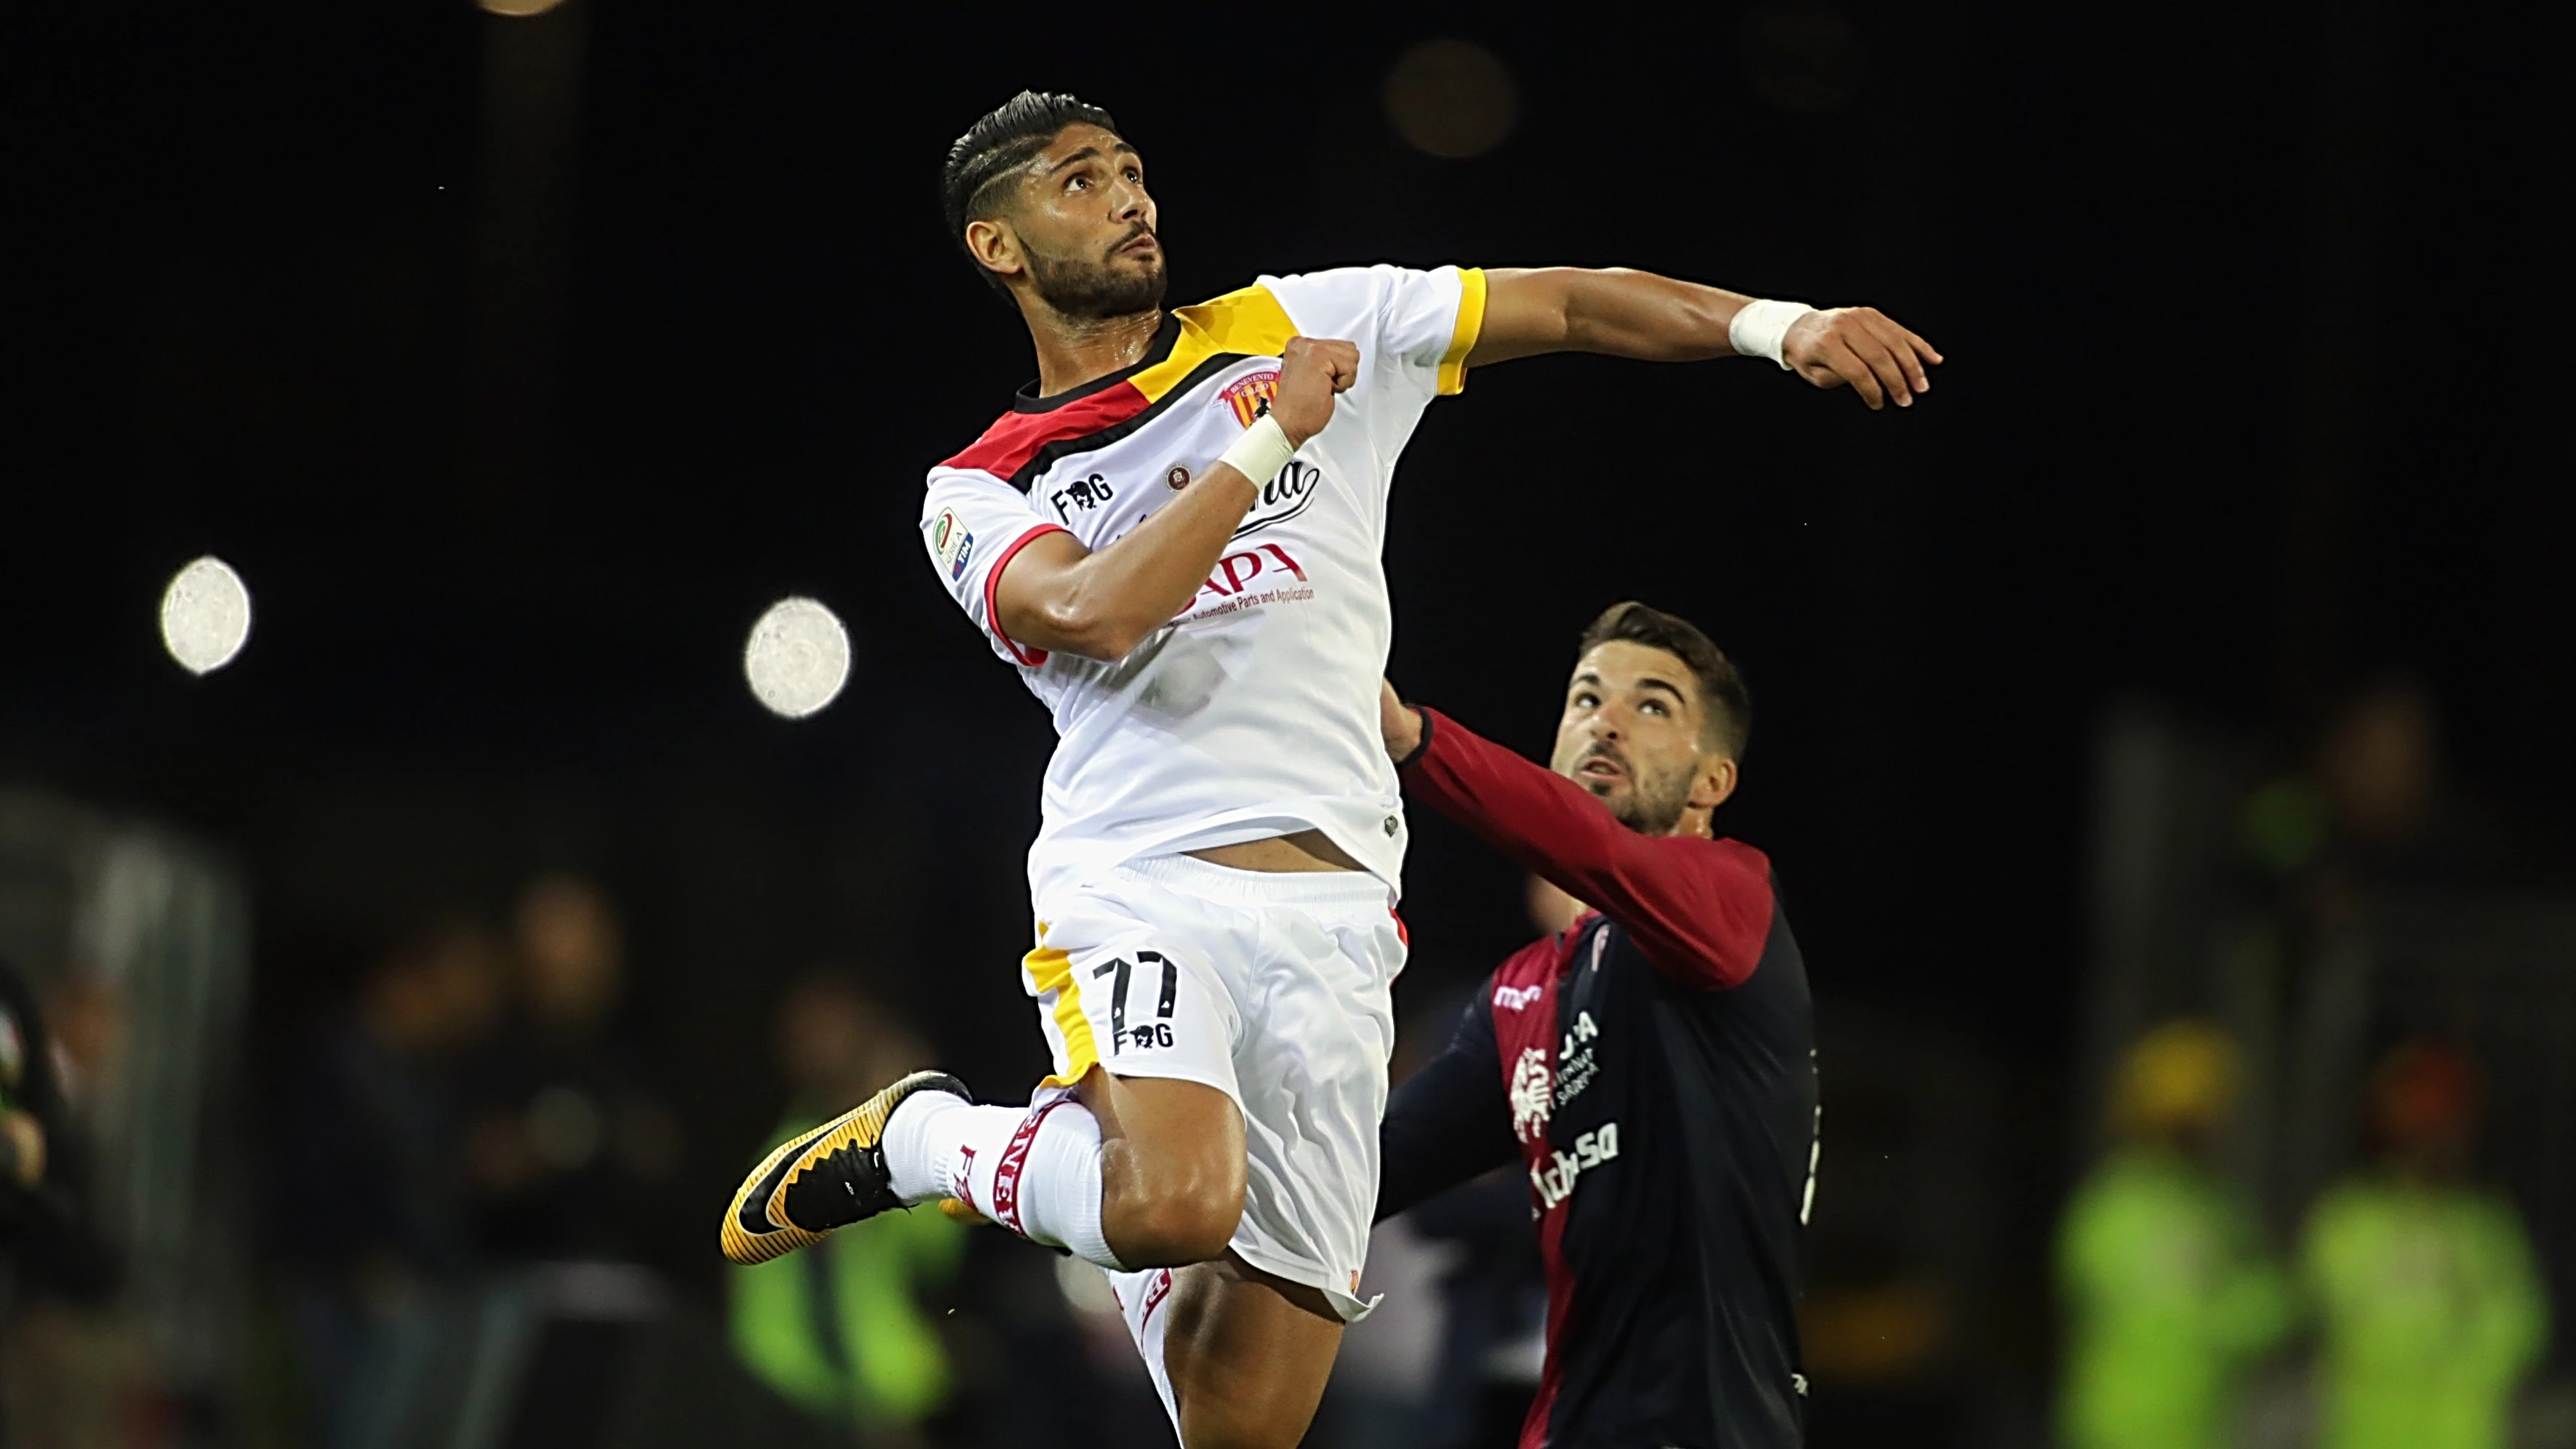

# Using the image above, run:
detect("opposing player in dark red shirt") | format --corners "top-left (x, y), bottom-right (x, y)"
top-left (1377, 601), bottom-right (1819, 1449)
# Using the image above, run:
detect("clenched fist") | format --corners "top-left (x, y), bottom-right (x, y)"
top-left (1269, 336), bottom-right (1361, 445)
top-left (1782, 306), bottom-right (1943, 410)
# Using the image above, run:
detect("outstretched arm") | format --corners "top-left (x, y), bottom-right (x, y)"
top-left (1468, 266), bottom-right (1941, 411)
top-left (1383, 687), bottom-right (1775, 990)
top-left (990, 337), bottom-right (1357, 661)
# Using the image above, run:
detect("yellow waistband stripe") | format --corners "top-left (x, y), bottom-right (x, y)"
top-left (1437, 267), bottom-right (1489, 396)
top-left (1027, 945), bottom-right (1101, 1089)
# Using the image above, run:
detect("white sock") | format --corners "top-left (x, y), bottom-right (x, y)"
top-left (998, 1098), bottom-right (1120, 1269)
top-left (1107, 1267), bottom-right (1182, 1432)
top-left (881, 1089), bottom-right (992, 1203)
top-left (883, 1090), bottom-right (1123, 1272)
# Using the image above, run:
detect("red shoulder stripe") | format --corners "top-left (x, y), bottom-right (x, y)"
top-left (944, 381), bottom-right (1152, 482)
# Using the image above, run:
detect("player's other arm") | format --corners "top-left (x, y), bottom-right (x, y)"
top-left (1469, 267), bottom-right (1943, 411)
top-left (990, 337), bottom-right (1357, 661)
top-left (1379, 985), bottom-right (1520, 1221)
top-left (1387, 699), bottom-right (1773, 990)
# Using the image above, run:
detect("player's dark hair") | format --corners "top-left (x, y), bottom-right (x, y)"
top-left (941, 90), bottom-right (1123, 296)
top-left (1578, 601), bottom-right (1752, 759)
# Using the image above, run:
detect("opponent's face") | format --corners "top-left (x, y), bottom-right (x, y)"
top-left (1550, 641), bottom-right (1738, 837)
top-left (971, 123), bottom-right (1165, 319)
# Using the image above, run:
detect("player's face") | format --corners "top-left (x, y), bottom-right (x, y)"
top-left (1004, 124), bottom-right (1165, 319)
top-left (1551, 641), bottom-right (1736, 836)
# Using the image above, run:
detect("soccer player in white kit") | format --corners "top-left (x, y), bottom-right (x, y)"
top-left (721, 91), bottom-right (1940, 1449)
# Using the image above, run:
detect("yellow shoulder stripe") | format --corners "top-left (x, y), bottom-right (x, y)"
top-left (1437, 267), bottom-right (1488, 396)
top-left (1132, 285), bottom-right (1300, 404)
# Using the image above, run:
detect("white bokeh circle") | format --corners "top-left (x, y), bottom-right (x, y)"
top-left (159, 555), bottom-right (253, 675)
top-left (742, 596), bottom-right (851, 718)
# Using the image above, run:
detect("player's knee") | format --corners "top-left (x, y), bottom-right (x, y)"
top-left (1107, 1168), bottom-right (1243, 1267)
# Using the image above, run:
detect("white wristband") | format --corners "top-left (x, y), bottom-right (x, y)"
top-left (1728, 299), bottom-right (1816, 370)
top-left (1215, 413), bottom-right (1296, 487)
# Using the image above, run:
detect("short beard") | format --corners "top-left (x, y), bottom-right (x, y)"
top-left (1024, 236), bottom-right (1166, 321)
top-left (1606, 761), bottom-right (1696, 836)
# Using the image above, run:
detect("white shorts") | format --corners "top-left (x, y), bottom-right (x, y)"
top-left (1023, 853), bottom-right (1407, 1321)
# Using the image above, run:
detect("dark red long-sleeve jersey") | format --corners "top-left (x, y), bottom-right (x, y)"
top-left (1380, 707), bottom-right (1818, 1449)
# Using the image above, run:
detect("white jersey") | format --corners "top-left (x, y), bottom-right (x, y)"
top-left (920, 265), bottom-right (1486, 905)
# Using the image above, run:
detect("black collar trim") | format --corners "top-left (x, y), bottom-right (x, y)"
top-left (1010, 313), bottom-right (1181, 414)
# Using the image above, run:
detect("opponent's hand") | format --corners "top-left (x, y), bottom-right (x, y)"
top-left (1379, 679), bottom-right (1424, 762)
top-left (1782, 306), bottom-right (1942, 410)
top-left (1270, 337), bottom-right (1360, 446)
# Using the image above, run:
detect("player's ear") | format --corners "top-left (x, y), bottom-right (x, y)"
top-left (1690, 755), bottom-right (1738, 813)
top-left (963, 215), bottom-right (1024, 281)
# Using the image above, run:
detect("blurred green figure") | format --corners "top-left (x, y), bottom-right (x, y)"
top-left (2302, 1040), bottom-right (2545, 1449)
top-left (731, 975), bottom-right (965, 1445)
top-left (2058, 1021), bottom-right (2290, 1449)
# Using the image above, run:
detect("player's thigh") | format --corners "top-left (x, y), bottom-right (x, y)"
top-left (1162, 1252), bottom-right (1345, 1449)
top-left (1078, 1067), bottom-right (1248, 1263)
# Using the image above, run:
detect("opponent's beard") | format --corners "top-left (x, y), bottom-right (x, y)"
top-left (1607, 760), bottom-right (1696, 837)
top-left (1025, 236), bottom-right (1168, 320)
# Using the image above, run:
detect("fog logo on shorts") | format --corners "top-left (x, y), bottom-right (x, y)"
top-left (1094, 950), bottom-right (1179, 1052)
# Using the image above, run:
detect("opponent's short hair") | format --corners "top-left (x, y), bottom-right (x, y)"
top-left (1577, 601), bottom-right (1752, 759)
top-left (940, 90), bottom-right (1123, 294)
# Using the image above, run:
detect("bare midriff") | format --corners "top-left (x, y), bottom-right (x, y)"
top-left (1185, 829), bottom-right (1363, 874)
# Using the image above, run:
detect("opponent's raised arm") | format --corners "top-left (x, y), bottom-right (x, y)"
top-left (1467, 266), bottom-right (1943, 410)
top-left (990, 337), bottom-right (1357, 661)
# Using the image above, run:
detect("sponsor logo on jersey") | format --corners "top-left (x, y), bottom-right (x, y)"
top-left (1166, 465), bottom-right (1192, 491)
top-left (1048, 473), bottom-right (1115, 518)
top-left (1229, 459), bottom-right (1323, 539)
top-left (1493, 982), bottom-right (1544, 1012)
top-left (1531, 1121), bottom-right (1621, 1211)
top-left (1509, 1047), bottom-right (1553, 1144)
top-left (1219, 369), bottom-right (1280, 428)
top-left (1199, 542), bottom-right (1307, 597)
top-left (1183, 542), bottom-right (1316, 622)
top-left (930, 509), bottom-right (976, 582)
top-left (1554, 1010), bottom-right (1601, 1110)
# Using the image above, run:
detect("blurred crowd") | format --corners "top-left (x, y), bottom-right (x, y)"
top-left (2062, 1024), bottom-right (2545, 1449)
top-left (270, 873), bottom-right (688, 1445)
top-left (2060, 673), bottom-right (2567, 1449)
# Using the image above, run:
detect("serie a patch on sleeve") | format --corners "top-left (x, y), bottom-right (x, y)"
top-left (929, 507), bottom-right (976, 582)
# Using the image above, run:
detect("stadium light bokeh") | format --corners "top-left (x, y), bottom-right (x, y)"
top-left (1382, 38), bottom-right (1520, 159)
top-left (159, 555), bottom-right (253, 675)
top-left (742, 596), bottom-right (851, 719)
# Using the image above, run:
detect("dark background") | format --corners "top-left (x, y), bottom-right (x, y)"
top-left (4, 0), bottom-right (2569, 1432)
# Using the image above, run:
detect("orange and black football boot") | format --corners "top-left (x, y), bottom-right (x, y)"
top-left (719, 1069), bottom-right (969, 1266)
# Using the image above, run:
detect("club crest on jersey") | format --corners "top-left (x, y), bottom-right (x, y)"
top-left (1219, 369), bottom-right (1280, 428)
top-left (930, 508), bottom-right (975, 581)
top-left (1509, 1047), bottom-right (1554, 1144)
